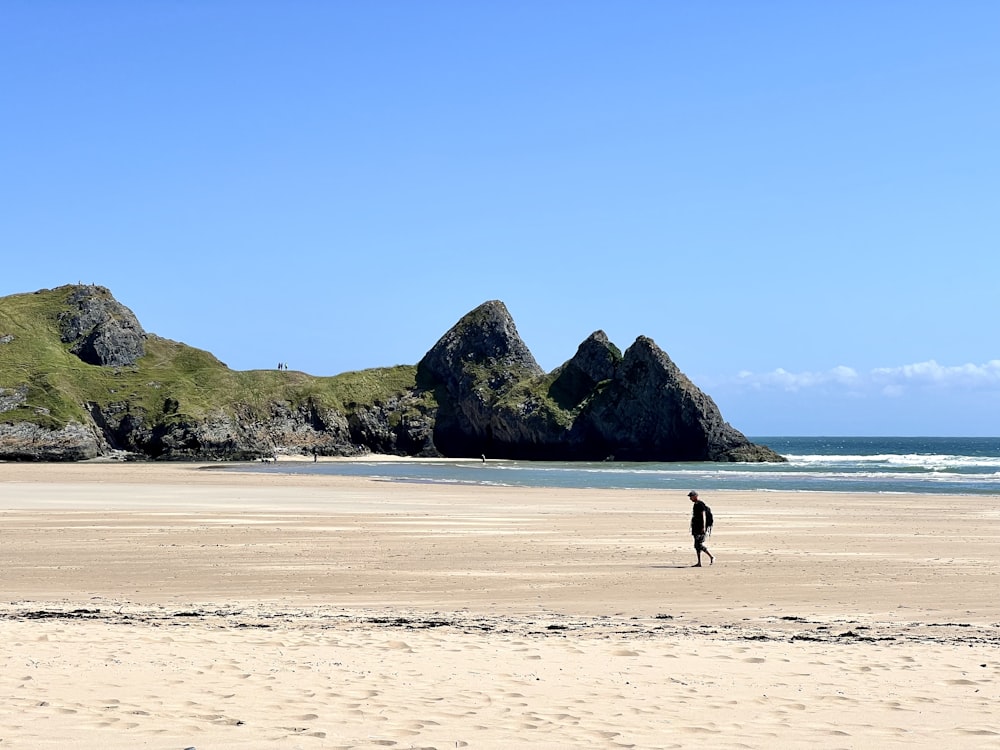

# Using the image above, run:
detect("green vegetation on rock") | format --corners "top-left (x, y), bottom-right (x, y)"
top-left (1, 285), bottom-right (783, 463)
top-left (0, 286), bottom-right (429, 459)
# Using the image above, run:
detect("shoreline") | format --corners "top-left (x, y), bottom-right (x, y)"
top-left (44, 456), bottom-right (1000, 501)
top-left (2, 462), bottom-right (997, 620)
top-left (2, 462), bottom-right (998, 748)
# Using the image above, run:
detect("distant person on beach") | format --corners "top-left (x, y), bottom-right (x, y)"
top-left (688, 491), bottom-right (714, 567)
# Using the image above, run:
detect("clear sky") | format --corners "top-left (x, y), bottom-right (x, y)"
top-left (3, 2), bottom-right (999, 436)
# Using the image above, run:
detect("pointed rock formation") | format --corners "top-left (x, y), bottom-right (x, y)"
top-left (548, 331), bottom-right (622, 410)
top-left (417, 300), bottom-right (543, 388)
top-left (579, 336), bottom-right (775, 461)
top-left (0, 286), bottom-right (783, 463)
top-left (416, 300), bottom-right (544, 457)
top-left (416, 306), bottom-right (783, 463)
top-left (58, 285), bottom-right (146, 367)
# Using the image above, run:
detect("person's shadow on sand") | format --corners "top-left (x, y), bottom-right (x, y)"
top-left (649, 564), bottom-right (696, 569)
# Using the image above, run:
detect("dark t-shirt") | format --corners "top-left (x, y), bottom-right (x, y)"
top-left (691, 500), bottom-right (708, 535)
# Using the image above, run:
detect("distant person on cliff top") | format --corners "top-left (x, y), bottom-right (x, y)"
top-left (688, 491), bottom-right (714, 567)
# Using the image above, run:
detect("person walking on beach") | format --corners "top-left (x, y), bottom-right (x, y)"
top-left (688, 491), bottom-right (714, 567)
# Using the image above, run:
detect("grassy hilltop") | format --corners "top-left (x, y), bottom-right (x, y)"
top-left (1, 285), bottom-right (783, 463)
top-left (0, 285), bottom-right (432, 459)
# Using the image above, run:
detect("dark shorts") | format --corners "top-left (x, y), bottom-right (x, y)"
top-left (693, 533), bottom-right (709, 551)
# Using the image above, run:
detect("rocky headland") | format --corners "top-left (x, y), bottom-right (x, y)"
top-left (0, 285), bottom-right (783, 463)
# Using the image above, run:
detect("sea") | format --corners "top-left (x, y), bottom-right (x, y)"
top-left (242, 437), bottom-right (1000, 496)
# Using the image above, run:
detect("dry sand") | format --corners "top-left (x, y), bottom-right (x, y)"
top-left (1, 461), bottom-right (998, 749)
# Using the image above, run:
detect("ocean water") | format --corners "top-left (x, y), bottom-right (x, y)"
top-left (241, 437), bottom-right (1000, 496)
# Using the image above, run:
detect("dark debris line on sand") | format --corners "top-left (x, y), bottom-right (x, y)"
top-left (1, 603), bottom-right (998, 647)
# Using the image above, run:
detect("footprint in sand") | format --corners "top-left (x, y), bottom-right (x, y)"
top-left (549, 712), bottom-right (576, 721)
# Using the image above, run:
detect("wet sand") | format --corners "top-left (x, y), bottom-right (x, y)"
top-left (1, 462), bottom-right (998, 748)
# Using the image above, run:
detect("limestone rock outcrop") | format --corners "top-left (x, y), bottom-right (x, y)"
top-left (0, 421), bottom-right (103, 461)
top-left (416, 300), bottom-right (545, 457)
top-left (548, 331), bottom-right (622, 410)
top-left (577, 336), bottom-right (776, 461)
top-left (58, 285), bottom-right (146, 367)
top-left (416, 310), bottom-right (782, 463)
top-left (0, 286), bottom-right (783, 463)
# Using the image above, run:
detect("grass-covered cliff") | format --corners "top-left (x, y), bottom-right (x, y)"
top-left (0, 285), bottom-right (783, 463)
top-left (0, 285), bottom-right (435, 460)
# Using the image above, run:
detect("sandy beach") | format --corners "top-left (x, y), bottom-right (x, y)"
top-left (1, 461), bottom-right (998, 749)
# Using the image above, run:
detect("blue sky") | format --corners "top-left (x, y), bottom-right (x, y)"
top-left (3, 2), bottom-right (999, 436)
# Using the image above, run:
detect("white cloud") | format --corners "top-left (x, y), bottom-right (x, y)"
top-left (724, 359), bottom-right (1000, 394)
top-left (871, 359), bottom-right (1000, 386)
top-left (734, 365), bottom-right (859, 392)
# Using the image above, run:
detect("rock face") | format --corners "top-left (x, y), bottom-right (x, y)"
top-left (577, 336), bottom-right (772, 461)
top-left (0, 421), bottom-right (103, 461)
top-left (0, 385), bottom-right (29, 414)
top-left (416, 300), bottom-right (545, 457)
top-left (59, 285), bottom-right (146, 367)
top-left (0, 287), bottom-right (784, 463)
top-left (548, 331), bottom-right (622, 410)
top-left (416, 308), bottom-right (782, 463)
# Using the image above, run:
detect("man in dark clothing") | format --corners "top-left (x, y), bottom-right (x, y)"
top-left (688, 491), bottom-right (714, 567)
